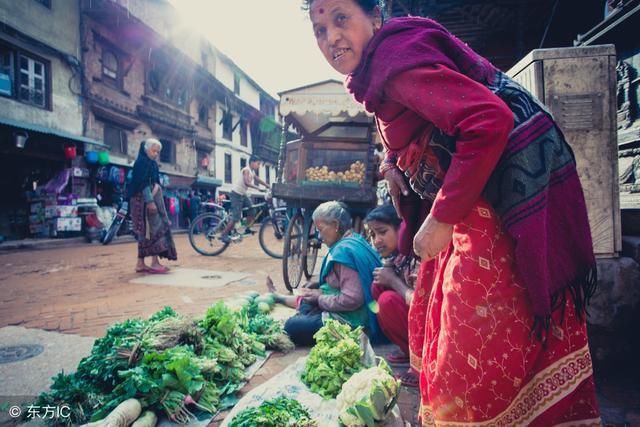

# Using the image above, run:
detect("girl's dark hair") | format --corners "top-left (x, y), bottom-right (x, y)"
top-left (302, 0), bottom-right (385, 15)
top-left (365, 204), bottom-right (401, 227)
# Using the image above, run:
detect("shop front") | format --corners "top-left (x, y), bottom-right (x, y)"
top-left (0, 118), bottom-right (106, 241)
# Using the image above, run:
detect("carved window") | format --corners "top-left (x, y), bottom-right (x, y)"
top-left (147, 49), bottom-right (191, 110)
top-left (159, 139), bottom-right (175, 164)
top-left (102, 50), bottom-right (118, 84)
top-left (224, 153), bottom-right (232, 183)
top-left (220, 108), bottom-right (233, 141)
top-left (197, 149), bottom-right (209, 171)
top-left (240, 119), bottom-right (248, 147)
top-left (260, 94), bottom-right (275, 117)
top-left (198, 104), bottom-right (209, 127)
top-left (103, 123), bottom-right (127, 155)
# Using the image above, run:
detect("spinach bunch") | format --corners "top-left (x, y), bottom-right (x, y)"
top-left (228, 396), bottom-right (317, 427)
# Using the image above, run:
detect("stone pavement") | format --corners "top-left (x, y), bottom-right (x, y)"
top-left (0, 235), bottom-right (638, 426)
top-left (0, 235), bottom-right (421, 425)
top-left (0, 234), bottom-right (283, 337)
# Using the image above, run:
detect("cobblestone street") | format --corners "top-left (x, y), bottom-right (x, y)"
top-left (1, 236), bottom-right (638, 426)
top-left (0, 234), bottom-right (283, 337)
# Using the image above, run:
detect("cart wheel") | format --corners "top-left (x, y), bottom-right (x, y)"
top-left (304, 221), bottom-right (320, 279)
top-left (283, 212), bottom-right (304, 292)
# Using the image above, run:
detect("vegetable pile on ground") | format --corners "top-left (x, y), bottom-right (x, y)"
top-left (29, 295), bottom-right (294, 426)
top-left (301, 320), bottom-right (365, 399)
top-left (336, 359), bottom-right (400, 427)
top-left (227, 395), bottom-right (318, 427)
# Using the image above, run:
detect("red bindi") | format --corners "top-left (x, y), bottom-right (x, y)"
top-left (318, 7), bottom-right (324, 13)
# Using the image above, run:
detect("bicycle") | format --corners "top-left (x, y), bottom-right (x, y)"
top-left (101, 200), bottom-right (131, 245)
top-left (188, 197), bottom-right (289, 257)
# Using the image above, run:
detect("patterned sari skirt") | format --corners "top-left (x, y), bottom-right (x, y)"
top-left (415, 199), bottom-right (600, 426)
top-left (130, 188), bottom-right (177, 260)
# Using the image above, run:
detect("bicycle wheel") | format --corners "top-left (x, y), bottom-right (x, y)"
top-left (283, 212), bottom-right (304, 292)
top-left (101, 215), bottom-right (124, 245)
top-left (304, 222), bottom-right (320, 278)
top-left (189, 212), bottom-right (230, 256)
top-left (258, 213), bottom-right (286, 259)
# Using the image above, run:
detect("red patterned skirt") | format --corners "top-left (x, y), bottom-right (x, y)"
top-left (130, 190), bottom-right (177, 261)
top-left (414, 200), bottom-right (600, 426)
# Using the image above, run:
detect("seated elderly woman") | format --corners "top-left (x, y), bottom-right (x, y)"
top-left (266, 201), bottom-right (383, 346)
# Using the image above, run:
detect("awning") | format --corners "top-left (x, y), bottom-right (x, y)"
top-left (0, 116), bottom-right (107, 147)
top-left (193, 176), bottom-right (222, 189)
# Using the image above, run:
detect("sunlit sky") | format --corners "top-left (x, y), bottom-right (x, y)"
top-left (168, 0), bottom-right (342, 98)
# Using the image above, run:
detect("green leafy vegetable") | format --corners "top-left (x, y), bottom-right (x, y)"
top-left (228, 396), bottom-right (317, 427)
top-left (302, 320), bottom-right (365, 399)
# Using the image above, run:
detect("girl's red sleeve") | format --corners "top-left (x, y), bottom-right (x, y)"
top-left (385, 64), bottom-right (513, 224)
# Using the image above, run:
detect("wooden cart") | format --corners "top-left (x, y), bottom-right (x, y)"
top-left (273, 81), bottom-right (378, 291)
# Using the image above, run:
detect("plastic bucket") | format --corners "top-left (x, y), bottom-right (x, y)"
top-left (64, 144), bottom-right (77, 160)
top-left (85, 151), bottom-right (98, 164)
top-left (98, 151), bottom-right (110, 165)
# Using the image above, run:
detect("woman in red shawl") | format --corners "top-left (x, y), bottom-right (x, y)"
top-left (304, 0), bottom-right (601, 425)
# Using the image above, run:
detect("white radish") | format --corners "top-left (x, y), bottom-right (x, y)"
top-left (82, 398), bottom-right (142, 427)
top-left (131, 410), bottom-right (157, 427)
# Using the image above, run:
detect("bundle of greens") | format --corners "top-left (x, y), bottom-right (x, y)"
top-left (227, 396), bottom-right (317, 427)
top-left (30, 301), bottom-right (292, 426)
top-left (301, 320), bottom-right (365, 399)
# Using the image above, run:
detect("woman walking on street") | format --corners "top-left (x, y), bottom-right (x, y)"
top-left (129, 139), bottom-right (177, 274)
top-left (304, 0), bottom-right (601, 425)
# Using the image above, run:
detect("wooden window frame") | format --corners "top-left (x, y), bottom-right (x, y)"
top-left (103, 122), bottom-right (128, 155)
top-left (159, 139), bottom-right (176, 164)
top-left (224, 153), bottom-right (232, 183)
top-left (0, 43), bottom-right (51, 109)
top-left (101, 49), bottom-right (121, 89)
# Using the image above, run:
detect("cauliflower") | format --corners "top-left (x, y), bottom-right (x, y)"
top-left (336, 359), bottom-right (400, 426)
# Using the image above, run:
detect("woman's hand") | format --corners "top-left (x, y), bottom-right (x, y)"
top-left (372, 266), bottom-right (400, 289)
top-left (302, 280), bottom-right (320, 289)
top-left (413, 214), bottom-right (453, 261)
top-left (299, 288), bottom-right (322, 304)
top-left (384, 167), bottom-right (409, 217)
top-left (146, 202), bottom-right (158, 215)
top-left (151, 183), bottom-right (160, 197)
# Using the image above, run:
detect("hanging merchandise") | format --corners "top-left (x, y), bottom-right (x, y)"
top-left (160, 174), bottom-right (169, 187)
top-left (86, 151), bottom-right (98, 164)
top-left (97, 166), bottom-right (110, 182)
top-left (43, 169), bottom-right (71, 194)
top-left (98, 151), bottom-right (110, 165)
top-left (64, 143), bottom-right (77, 160)
top-left (109, 166), bottom-right (125, 185)
top-left (168, 197), bottom-right (177, 216)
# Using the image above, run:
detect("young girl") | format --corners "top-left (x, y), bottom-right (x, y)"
top-left (366, 204), bottom-right (422, 388)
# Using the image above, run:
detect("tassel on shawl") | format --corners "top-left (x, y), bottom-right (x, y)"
top-left (531, 265), bottom-right (598, 343)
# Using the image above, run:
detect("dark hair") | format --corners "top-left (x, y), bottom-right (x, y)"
top-left (365, 204), bottom-right (401, 227)
top-left (249, 155), bottom-right (261, 164)
top-left (302, 0), bottom-right (385, 16)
